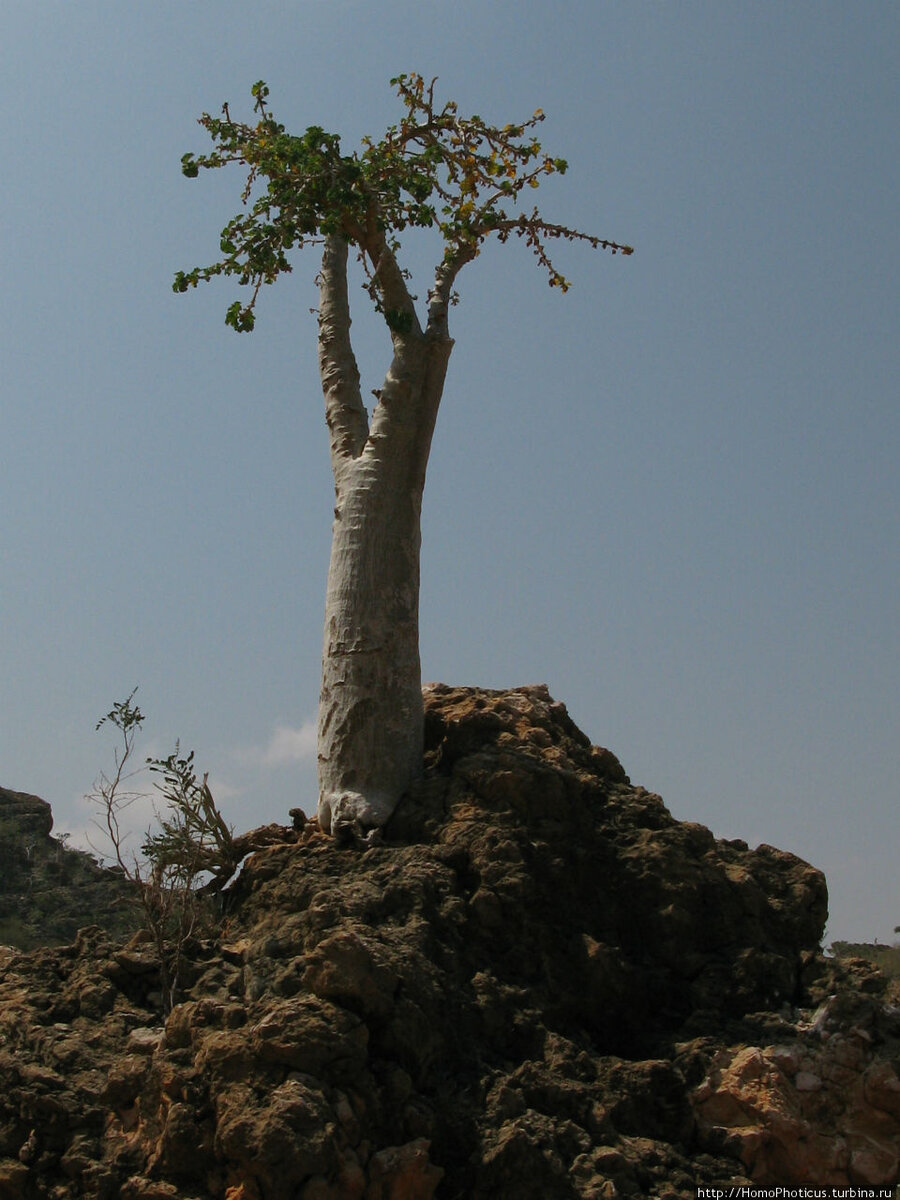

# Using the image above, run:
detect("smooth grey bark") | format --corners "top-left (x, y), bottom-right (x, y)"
top-left (316, 233), bottom-right (461, 833)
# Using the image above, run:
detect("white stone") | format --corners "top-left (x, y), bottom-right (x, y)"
top-left (128, 1027), bottom-right (163, 1053)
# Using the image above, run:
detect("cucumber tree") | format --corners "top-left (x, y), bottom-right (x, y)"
top-left (175, 74), bottom-right (631, 834)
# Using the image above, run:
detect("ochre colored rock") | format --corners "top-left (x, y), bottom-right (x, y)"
top-left (692, 993), bottom-right (900, 1186)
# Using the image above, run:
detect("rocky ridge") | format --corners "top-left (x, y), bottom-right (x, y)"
top-left (0, 684), bottom-right (897, 1197)
top-left (0, 786), bottom-right (134, 951)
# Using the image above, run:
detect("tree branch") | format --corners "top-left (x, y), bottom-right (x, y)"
top-left (426, 244), bottom-right (477, 336)
top-left (318, 236), bottom-right (369, 466)
top-left (361, 215), bottom-right (423, 341)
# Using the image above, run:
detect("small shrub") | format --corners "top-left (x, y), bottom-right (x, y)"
top-left (88, 689), bottom-right (235, 1012)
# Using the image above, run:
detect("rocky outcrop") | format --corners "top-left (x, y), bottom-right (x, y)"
top-left (692, 987), bottom-right (900, 1186)
top-left (0, 787), bottom-right (54, 842)
top-left (0, 786), bottom-right (135, 950)
top-left (0, 685), bottom-right (896, 1197)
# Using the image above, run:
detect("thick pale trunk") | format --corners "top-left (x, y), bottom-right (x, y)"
top-left (315, 235), bottom-right (452, 833)
top-left (317, 451), bottom-right (425, 832)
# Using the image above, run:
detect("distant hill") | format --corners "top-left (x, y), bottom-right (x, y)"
top-left (0, 784), bottom-right (136, 948)
top-left (831, 939), bottom-right (900, 981)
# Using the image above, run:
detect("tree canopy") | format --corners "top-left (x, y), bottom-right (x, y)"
top-left (173, 73), bottom-right (632, 332)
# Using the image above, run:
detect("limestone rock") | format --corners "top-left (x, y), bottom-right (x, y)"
top-left (692, 992), bottom-right (900, 1186)
top-left (0, 685), bottom-right (890, 1197)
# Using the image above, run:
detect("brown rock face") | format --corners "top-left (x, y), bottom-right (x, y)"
top-left (0, 685), bottom-right (894, 1197)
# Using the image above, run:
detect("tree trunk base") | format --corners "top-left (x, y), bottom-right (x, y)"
top-left (318, 788), bottom-right (399, 836)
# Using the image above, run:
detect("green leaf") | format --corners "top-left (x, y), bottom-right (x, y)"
top-left (384, 308), bottom-right (414, 334)
top-left (225, 300), bottom-right (255, 332)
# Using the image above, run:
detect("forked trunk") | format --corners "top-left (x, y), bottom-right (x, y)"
top-left (315, 235), bottom-right (452, 832)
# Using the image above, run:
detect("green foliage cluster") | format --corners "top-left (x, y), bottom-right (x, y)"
top-left (144, 747), bottom-right (238, 889)
top-left (174, 73), bottom-right (632, 331)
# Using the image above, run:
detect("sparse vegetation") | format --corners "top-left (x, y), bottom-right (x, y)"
top-left (87, 689), bottom-right (235, 1011)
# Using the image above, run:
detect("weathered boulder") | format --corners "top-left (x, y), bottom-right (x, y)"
top-left (0, 685), bottom-right (891, 1197)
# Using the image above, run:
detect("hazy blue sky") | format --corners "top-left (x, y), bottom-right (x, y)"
top-left (1, 2), bottom-right (896, 944)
